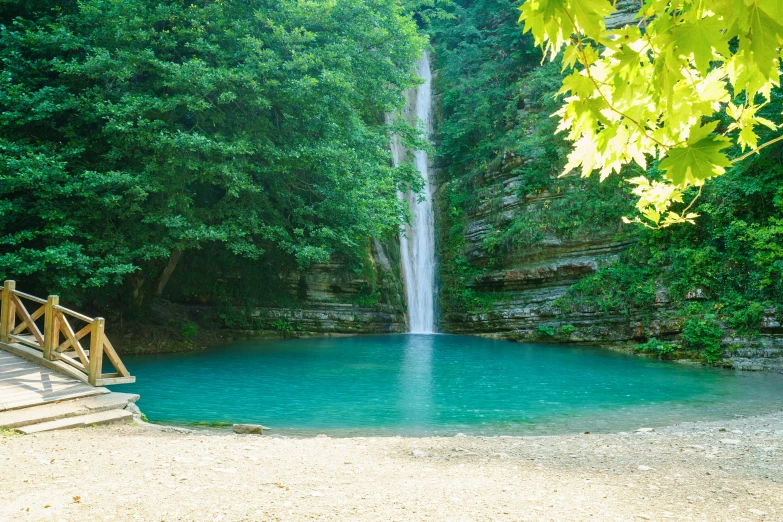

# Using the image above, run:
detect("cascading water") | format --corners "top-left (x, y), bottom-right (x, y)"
top-left (390, 53), bottom-right (436, 334)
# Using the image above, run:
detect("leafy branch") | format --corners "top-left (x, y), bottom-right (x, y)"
top-left (519, 0), bottom-right (783, 228)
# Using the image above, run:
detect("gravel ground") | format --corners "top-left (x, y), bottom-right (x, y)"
top-left (1, 412), bottom-right (782, 522)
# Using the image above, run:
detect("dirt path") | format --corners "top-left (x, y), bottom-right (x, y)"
top-left (1, 412), bottom-right (782, 521)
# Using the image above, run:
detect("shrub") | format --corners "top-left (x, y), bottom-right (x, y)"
top-left (725, 302), bottom-right (766, 333)
top-left (537, 325), bottom-right (555, 337)
top-left (179, 322), bottom-right (198, 339)
top-left (561, 324), bottom-right (576, 335)
top-left (634, 338), bottom-right (681, 359)
top-left (682, 315), bottom-right (724, 363)
top-left (268, 319), bottom-right (301, 334)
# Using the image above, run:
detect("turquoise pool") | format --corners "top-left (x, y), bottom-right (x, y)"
top-left (114, 334), bottom-right (783, 436)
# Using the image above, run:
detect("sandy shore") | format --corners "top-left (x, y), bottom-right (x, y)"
top-left (1, 412), bottom-right (782, 522)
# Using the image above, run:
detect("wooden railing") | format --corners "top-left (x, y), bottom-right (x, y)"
top-left (0, 280), bottom-right (134, 386)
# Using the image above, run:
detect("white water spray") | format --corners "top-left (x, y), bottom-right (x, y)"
top-left (391, 53), bottom-right (436, 334)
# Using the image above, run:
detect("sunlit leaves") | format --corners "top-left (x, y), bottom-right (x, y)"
top-left (519, 0), bottom-right (783, 228)
top-left (659, 121), bottom-right (733, 187)
top-left (670, 17), bottom-right (730, 75)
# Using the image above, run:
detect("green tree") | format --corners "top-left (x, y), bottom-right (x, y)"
top-left (519, 0), bottom-right (782, 227)
top-left (0, 0), bottom-right (425, 303)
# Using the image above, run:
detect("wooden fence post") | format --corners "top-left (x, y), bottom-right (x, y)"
top-left (88, 317), bottom-right (105, 386)
top-left (0, 280), bottom-right (15, 343)
top-left (43, 295), bottom-right (59, 360)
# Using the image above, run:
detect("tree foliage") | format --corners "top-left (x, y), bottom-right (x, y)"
top-left (519, 0), bottom-right (783, 227)
top-left (0, 0), bottom-right (425, 301)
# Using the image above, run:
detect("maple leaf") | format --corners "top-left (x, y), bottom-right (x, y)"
top-left (659, 121), bottom-right (732, 188)
top-left (568, 0), bottom-right (613, 37)
top-left (758, 0), bottom-right (783, 21)
top-left (744, 1), bottom-right (783, 79)
top-left (670, 16), bottom-right (731, 75)
top-left (558, 70), bottom-right (595, 98)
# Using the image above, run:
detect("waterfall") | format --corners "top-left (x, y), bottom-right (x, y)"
top-left (391, 53), bottom-right (436, 334)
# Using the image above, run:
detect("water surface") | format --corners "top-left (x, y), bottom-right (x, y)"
top-left (116, 334), bottom-right (783, 436)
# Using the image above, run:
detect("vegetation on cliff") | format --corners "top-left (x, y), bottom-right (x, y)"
top-left (434, 0), bottom-right (783, 359)
top-left (431, 0), bottom-right (634, 313)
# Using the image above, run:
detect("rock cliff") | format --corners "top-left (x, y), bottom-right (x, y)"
top-left (242, 239), bottom-right (407, 335)
top-left (248, 240), bottom-right (406, 335)
top-left (436, 154), bottom-right (783, 371)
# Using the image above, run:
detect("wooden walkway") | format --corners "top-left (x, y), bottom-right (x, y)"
top-left (0, 349), bottom-right (107, 412)
top-left (0, 280), bottom-right (137, 432)
top-left (0, 280), bottom-right (134, 386)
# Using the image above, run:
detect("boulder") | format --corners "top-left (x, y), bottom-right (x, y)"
top-left (233, 423), bottom-right (267, 435)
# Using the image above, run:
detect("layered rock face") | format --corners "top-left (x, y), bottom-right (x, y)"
top-left (437, 159), bottom-right (783, 372)
top-left (249, 239), bottom-right (406, 335)
top-left (439, 157), bottom-right (634, 339)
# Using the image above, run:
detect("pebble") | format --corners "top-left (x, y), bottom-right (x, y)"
top-left (720, 439), bottom-right (741, 445)
top-left (412, 450), bottom-right (428, 458)
top-left (635, 428), bottom-right (655, 433)
top-left (748, 508), bottom-right (767, 516)
top-left (638, 465), bottom-right (652, 471)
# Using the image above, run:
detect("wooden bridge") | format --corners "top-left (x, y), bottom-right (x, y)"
top-left (0, 280), bottom-right (137, 433)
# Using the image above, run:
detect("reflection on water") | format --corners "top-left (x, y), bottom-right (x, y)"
top-left (398, 334), bottom-right (434, 429)
top-left (114, 334), bottom-right (783, 436)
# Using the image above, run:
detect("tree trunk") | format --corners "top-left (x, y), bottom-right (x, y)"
top-left (130, 271), bottom-right (145, 308)
top-left (153, 249), bottom-right (182, 297)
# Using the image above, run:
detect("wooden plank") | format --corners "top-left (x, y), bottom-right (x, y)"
top-left (11, 290), bottom-right (47, 304)
top-left (54, 323), bottom-right (91, 353)
top-left (0, 385), bottom-right (88, 401)
top-left (101, 335), bottom-right (130, 377)
top-left (0, 388), bottom-right (105, 412)
top-left (0, 341), bottom-right (91, 385)
top-left (53, 305), bottom-right (93, 324)
top-left (88, 318), bottom-right (105, 386)
top-left (53, 352), bottom-right (87, 372)
top-left (0, 366), bottom-right (58, 382)
top-left (0, 280), bottom-right (16, 343)
top-left (1, 375), bottom-right (88, 389)
top-left (0, 347), bottom-right (108, 412)
top-left (0, 360), bottom-right (31, 370)
top-left (95, 376), bottom-right (136, 386)
top-left (8, 334), bottom-right (44, 352)
top-left (43, 295), bottom-right (58, 360)
top-left (57, 313), bottom-right (90, 369)
top-left (0, 352), bottom-right (21, 363)
top-left (11, 305), bottom-right (44, 335)
top-left (11, 294), bottom-right (44, 346)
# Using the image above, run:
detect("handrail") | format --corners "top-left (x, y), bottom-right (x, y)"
top-left (0, 280), bottom-right (134, 386)
top-left (54, 304), bottom-right (95, 324)
top-left (12, 290), bottom-right (47, 305)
